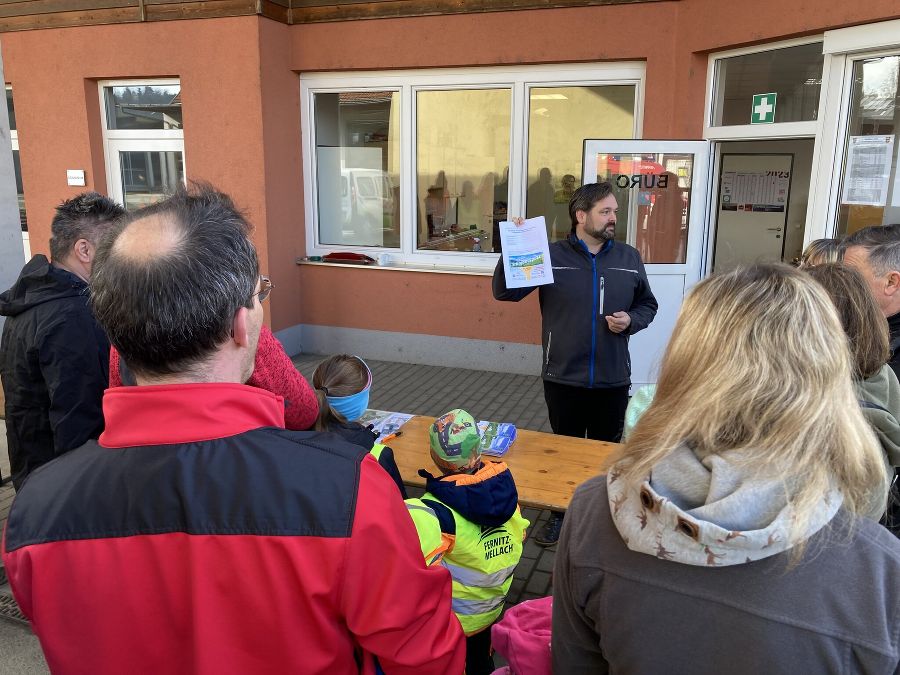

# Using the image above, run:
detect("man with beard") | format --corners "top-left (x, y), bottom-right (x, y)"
top-left (493, 182), bottom-right (657, 545)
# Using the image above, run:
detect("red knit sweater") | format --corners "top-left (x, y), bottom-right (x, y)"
top-left (108, 324), bottom-right (318, 430)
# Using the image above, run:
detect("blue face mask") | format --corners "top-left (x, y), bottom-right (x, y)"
top-left (325, 356), bottom-right (372, 423)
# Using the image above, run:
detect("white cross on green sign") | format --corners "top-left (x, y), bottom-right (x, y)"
top-left (751, 93), bottom-right (777, 124)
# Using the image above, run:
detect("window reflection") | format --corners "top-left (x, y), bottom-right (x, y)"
top-left (12, 149), bottom-right (25, 231)
top-left (713, 43), bottom-right (823, 126)
top-left (314, 91), bottom-right (400, 248)
top-left (526, 86), bottom-right (635, 242)
top-left (595, 153), bottom-right (693, 264)
top-left (416, 89), bottom-right (511, 252)
top-left (105, 85), bottom-right (182, 131)
top-left (6, 87), bottom-right (15, 131)
top-left (119, 151), bottom-right (184, 211)
top-left (837, 56), bottom-right (900, 235)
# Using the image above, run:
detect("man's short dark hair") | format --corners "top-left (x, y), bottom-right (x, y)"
top-left (843, 224), bottom-right (900, 277)
top-left (49, 192), bottom-right (124, 262)
top-left (91, 183), bottom-right (259, 377)
top-left (569, 182), bottom-right (614, 233)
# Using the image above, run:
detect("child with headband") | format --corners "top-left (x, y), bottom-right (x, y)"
top-left (312, 354), bottom-right (407, 498)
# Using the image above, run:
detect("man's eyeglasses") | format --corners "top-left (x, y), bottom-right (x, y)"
top-left (254, 275), bottom-right (273, 303)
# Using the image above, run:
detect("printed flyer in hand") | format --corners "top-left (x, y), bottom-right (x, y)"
top-left (498, 216), bottom-right (554, 289)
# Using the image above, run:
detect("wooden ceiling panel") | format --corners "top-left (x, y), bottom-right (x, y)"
top-left (0, 0), bottom-right (667, 31)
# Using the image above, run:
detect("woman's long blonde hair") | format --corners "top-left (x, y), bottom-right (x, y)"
top-left (615, 264), bottom-right (885, 540)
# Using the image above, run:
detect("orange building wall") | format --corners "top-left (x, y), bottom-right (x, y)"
top-left (4, 1), bottom-right (900, 347)
top-left (1, 16), bottom-right (300, 326)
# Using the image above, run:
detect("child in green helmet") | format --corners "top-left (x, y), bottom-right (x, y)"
top-left (407, 408), bottom-right (529, 675)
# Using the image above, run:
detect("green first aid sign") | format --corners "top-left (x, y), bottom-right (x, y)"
top-left (751, 93), bottom-right (777, 124)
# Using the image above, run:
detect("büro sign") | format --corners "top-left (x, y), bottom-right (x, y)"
top-left (615, 173), bottom-right (669, 189)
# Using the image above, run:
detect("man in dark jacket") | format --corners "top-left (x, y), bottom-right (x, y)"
top-left (0, 192), bottom-right (123, 489)
top-left (844, 222), bottom-right (900, 537)
top-left (2, 184), bottom-right (465, 674)
top-left (493, 182), bottom-right (657, 544)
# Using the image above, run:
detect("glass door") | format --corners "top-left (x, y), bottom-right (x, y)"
top-left (582, 139), bottom-right (710, 386)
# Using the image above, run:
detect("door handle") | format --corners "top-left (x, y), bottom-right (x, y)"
top-left (766, 227), bottom-right (782, 231)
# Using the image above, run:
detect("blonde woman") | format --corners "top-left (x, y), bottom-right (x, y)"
top-left (798, 237), bottom-right (841, 267)
top-left (553, 263), bottom-right (899, 674)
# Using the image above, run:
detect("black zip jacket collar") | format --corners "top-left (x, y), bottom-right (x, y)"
top-left (0, 255), bottom-right (87, 317)
top-left (493, 236), bottom-right (657, 388)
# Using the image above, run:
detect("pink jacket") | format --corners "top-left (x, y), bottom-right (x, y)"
top-left (491, 596), bottom-right (552, 675)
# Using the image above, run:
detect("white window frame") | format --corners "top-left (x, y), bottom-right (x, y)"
top-left (704, 37), bottom-right (832, 261)
top-left (98, 78), bottom-right (185, 208)
top-left (808, 18), bottom-right (900, 242)
top-left (703, 36), bottom-right (825, 141)
top-left (300, 63), bottom-right (645, 271)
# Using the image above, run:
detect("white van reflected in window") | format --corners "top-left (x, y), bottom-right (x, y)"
top-left (338, 168), bottom-right (395, 246)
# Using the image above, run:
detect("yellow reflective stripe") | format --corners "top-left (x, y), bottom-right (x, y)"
top-left (369, 443), bottom-right (385, 461)
top-left (442, 561), bottom-right (517, 588)
top-left (451, 595), bottom-right (506, 616)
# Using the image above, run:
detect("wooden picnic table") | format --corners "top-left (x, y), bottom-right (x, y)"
top-left (389, 415), bottom-right (619, 511)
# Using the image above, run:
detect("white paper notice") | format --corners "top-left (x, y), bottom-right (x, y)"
top-left (842, 135), bottom-right (895, 206)
top-left (499, 216), bottom-right (554, 289)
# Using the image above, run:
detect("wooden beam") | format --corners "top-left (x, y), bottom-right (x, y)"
top-left (0, 1), bottom-right (138, 19)
top-left (0, 5), bottom-right (140, 30)
top-left (292, 0), bottom-right (667, 23)
top-left (0, 0), bottom-right (670, 31)
top-left (143, 0), bottom-right (258, 21)
top-left (260, 0), bottom-right (289, 22)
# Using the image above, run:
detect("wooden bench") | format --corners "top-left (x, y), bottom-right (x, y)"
top-left (389, 415), bottom-right (620, 511)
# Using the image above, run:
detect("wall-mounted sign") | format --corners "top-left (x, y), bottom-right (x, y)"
top-left (751, 93), bottom-right (777, 124)
top-left (721, 170), bottom-right (790, 212)
top-left (66, 169), bottom-right (86, 187)
top-left (841, 135), bottom-right (895, 206)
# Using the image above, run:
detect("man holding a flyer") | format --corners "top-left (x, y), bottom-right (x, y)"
top-left (492, 181), bottom-right (657, 546)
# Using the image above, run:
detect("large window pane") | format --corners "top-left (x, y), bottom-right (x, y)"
top-left (712, 43), bottom-right (823, 126)
top-left (526, 85), bottom-right (635, 242)
top-left (314, 91), bottom-right (400, 248)
top-left (12, 149), bottom-right (25, 231)
top-left (836, 56), bottom-right (900, 236)
top-left (119, 150), bottom-right (184, 211)
top-left (105, 85), bottom-right (182, 131)
top-left (594, 153), bottom-right (693, 263)
top-left (416, 89), bottom-right (510, 252)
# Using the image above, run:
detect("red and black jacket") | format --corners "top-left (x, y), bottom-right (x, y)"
top-left (2, 383), bottom-right (464, 674)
